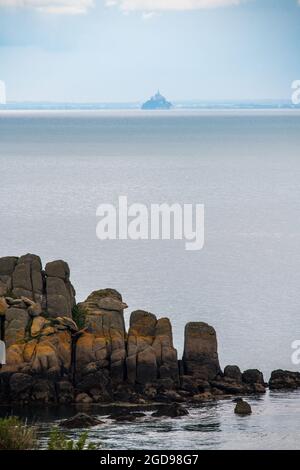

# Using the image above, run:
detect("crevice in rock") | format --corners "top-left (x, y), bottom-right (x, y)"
top-left (71, 331), bottom-right (82, 385)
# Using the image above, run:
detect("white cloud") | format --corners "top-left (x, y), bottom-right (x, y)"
top-left (0, 0), bottom-right (94, 14)
top-left (106, 0), bottom-right (242, 12)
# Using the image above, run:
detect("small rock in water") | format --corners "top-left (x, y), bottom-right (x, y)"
top-left (59, 412), bottom-right (103, 428)
top-left (234, 398), bottom-right (252, 415)
top-left (152, 403), bottom-right (189, 418)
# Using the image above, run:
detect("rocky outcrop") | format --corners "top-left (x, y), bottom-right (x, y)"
top-left (269, 370), bottom-right (300, 390)
top-left (5, 315), bottom-right (76, 375)
top-left (0, 257), bottom-right (18, 296)
top-left (0, 254), bottom-right (269, 406)
top-left (12, 254), bottom-right (43, 303)
top-left (0, 254), bottom-right (76, 319)
top-left (183, 322), bottom-right (221, 380)
top-left (45, 260), bottom-right (76, 318)
top-left (76, 289), bottom-right (127, 389)
top-left (126, 310), bottom-right (179, 387)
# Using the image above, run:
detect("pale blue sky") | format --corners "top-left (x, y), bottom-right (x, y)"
top-left (0, 0), bottom-right (299, 102)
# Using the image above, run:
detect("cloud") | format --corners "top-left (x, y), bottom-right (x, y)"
top-left (0, 0), bottom-right (94, 14)
top-left (106, 0), bottom-right (242, 12)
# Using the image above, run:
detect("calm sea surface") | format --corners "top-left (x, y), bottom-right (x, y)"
top-left (0, 110), bottom-right (300, 449)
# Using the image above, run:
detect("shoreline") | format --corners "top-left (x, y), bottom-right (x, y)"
top-left (1, 254), bottom-right (300, 408)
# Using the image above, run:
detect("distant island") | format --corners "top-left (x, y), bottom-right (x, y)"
top-left (141, 90), bottom-right (173, 110)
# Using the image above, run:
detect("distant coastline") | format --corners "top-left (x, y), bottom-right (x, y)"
top-left (0, 99), bottom-right (299, 111)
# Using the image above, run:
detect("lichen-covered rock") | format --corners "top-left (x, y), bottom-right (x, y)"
top-left (183, 322), bottom-right (221, 380)
top-left (4, 316), bottom-right (74, 377)
top-left (126, 310), bottom-right (179, 386)
top-left (31, 316), bottom-right (47, 336)
top-left (0, 254), bottom-right (76, 319)
top-left (76, 289), bottom-right (127, 383)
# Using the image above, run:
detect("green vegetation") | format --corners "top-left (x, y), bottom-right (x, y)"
top-left (0, 416), bottom-right (37, 450)
top-left (47, 428), bottom-right (98, 450)
top-left (72, 304), bottom-right (87, 329)
top-left (0, 417), bottom-right (99, 450)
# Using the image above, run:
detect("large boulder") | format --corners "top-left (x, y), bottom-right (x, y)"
top-left (234, 398), bottom-right (252, 415)
top-left (242, 369), bottom-right (265, 386)
top-left (0, 257), bottom-right (18, 296)
top-left (126, 310), bottom-right (157, 385)
top-left (224, 365), bottom-right (242, 382)
top-left (12, 254), bottom-right (43, 303)
top-left (5, 316), bottom-right (75, 376)
top-left (4, 307), bottom-right (29, 347)
top-left (183, 322), bottom-right (221, 380)
top-left (126, 310), bottom-right (179, 386)
top-left (153, 318), bottom-right (179, 383)
top-left (45, 260), bottom-right (76, 318)
top-left (0, 255), bottom-right (76, 319)
top-left (269, 370), bottom-right (300, 390)
top-left (76, 289), bottom-right (127, 384)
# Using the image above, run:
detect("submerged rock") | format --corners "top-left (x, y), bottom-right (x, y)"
top-left (59, 413), bottom-right (103, 428)
top-left (152, 403), bottom-right (189, 418)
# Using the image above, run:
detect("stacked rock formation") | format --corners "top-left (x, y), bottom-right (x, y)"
top-left (0, 253), bottom-right (291, 406)
top-left (126, 310), bottom-right (179, 386)
top-left (0, 255), bottom-right (75, 318)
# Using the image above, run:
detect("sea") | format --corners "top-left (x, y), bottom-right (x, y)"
top-left (0, 106), bottom-right (300, 449)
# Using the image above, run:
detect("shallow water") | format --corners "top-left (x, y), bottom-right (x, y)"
top-left (1, 390), bottom-right (300, 450)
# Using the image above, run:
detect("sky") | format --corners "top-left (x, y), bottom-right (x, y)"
top-left (0, 0), bottom-right (300, 102)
